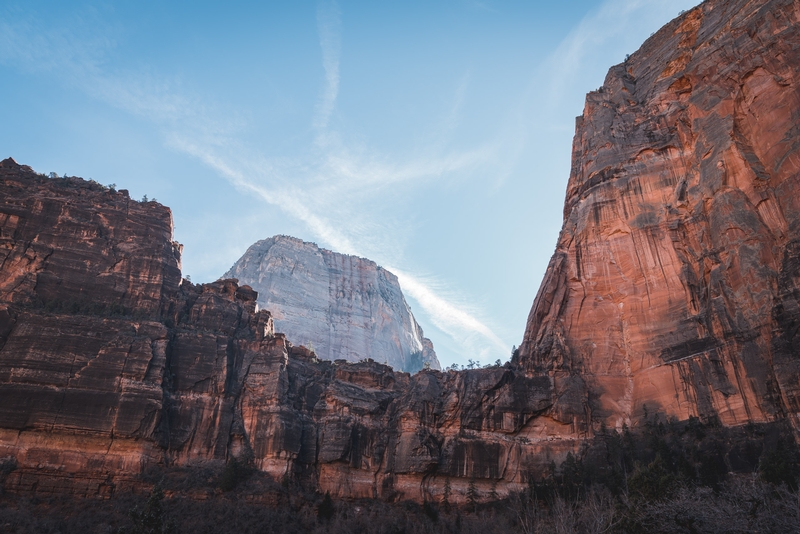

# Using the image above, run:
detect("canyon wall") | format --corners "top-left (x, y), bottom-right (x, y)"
top-left (0, 159), bottom-right (579, 502)
top-left (518, 0), bottom-right (800, 432)
top-left (1, 0), bottom-right (799, 505)
top-left (223, 236), bottom-right (439, 373)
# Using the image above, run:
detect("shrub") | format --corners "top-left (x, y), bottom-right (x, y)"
top-left (760, 437), bottom-right (800, 491)
top-left (628, 454), bottom-right (682, 501)
top-left (423, 500), bottom-right (439, 522)
top-left (467, 476), bottom-right (478, 510)
top-left (317, 491), bottom-right (334, 522)
top-left (119, 484), bottom-right (176, 534)
top-left (218, 457), bottom-right (252, 492)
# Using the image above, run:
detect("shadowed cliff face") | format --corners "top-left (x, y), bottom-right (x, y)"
top-left (518, 0), bottom-right (800, 431)
top-left (0, 162), bottom-right (181, 317)
top-left (223, 236), bottom-right (440, 373)
top-left (0, 159), bottom-right (577, 502)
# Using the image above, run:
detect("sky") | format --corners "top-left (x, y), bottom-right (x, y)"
top-left (0, 0), bottom-right (699, 369)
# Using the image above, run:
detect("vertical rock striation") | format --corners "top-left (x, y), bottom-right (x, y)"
top-left (0, 160), bottom-right (567, 502)
top-left (223, 236), bottom-right (439, 373)
top-left (0, 159), bottom-right (181, 317)
top-left (0, 158), bottom-right (182, 496)
top-left (518, 0), bottom-right (800, 432)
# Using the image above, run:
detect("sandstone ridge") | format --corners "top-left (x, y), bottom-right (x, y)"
top-left (223, 235), bottom-right (439, 373)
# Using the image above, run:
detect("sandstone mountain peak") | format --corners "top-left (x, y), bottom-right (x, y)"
top-left (223, 235), bottom-right (439, 373)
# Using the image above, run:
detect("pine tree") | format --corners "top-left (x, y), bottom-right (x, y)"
top-left (318, 491), bottom-right (335, 522)
top-left (121, 484), bottom-right (176, 534)
top-left (442, 476), bottom-right (451, 512)
top-left (467, 476), bottom-right (478, 511)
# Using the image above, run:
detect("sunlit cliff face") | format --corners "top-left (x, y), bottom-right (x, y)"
top-left (223, 235), bottom-right (440, 373)
top-left (519, 0), bottom-right (800, 431)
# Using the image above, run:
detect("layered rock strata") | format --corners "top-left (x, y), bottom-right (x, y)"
top-left (1, 0), bottom-right (799, 506)
top-left (0, 159), bottom-right (577, 502)
top-left (223, 236), bottom-right (439, 373)
top-left (518, 0), bottom-right (800, 432)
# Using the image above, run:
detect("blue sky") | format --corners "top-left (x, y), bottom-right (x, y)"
top-left (0, 0), bottom-right (698, 368)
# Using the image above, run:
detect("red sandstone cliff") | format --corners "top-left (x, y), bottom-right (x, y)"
top-left (518, 0), bottom-right (800, 433)
top-left (0, 159), bottom-right (570, 502)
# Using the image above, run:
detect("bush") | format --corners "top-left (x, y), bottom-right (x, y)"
top-left (317, 491), bottom-right (334, 522)
top-left (628, 454), bottom-right (682, 501)
top-left (119, 484), bottom-right (176, 534)
top-left (423, 500), bottom-right (439, 522)
top-left (760, 437), bottom-right (800, 491)
top-left (218, 457), bottom-right (251, 492)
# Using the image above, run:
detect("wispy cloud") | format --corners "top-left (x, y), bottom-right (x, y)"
top-left (0, 11), bottom-right (241, 147)
top-left (546, 0), bottom-right (698, 102)
top-left (465, 1), bottom-right (497, 13)
top-left (168, 137), bottom-right (360, 255)
top-left (315, 0), bottom-right (341, 133)
top-left (0, 4), bottom-right (517, 364)
top-left (489, 0), bottom-right (698, 192)
top-left (173, 136), bottom-right (507, 360)
top-left (391, 269), bottom-right (508, 358)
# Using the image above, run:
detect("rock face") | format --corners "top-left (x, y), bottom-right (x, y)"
top-left (0, 161), bottom-right (181, 317)
top-left (1, 0), bottom-right (799, 506)
top-left (223, 236), bottom-right (439, 373)
top-left (518, 0), bottom-right (800, 432)
top-left (0, 159), bottom-right (571, 502)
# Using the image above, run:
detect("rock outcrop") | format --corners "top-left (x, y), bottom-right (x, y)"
top-left (518, 0), bottom-right (800, 433)
top-left (223, 236), bottom-right (439, 373)
top-left (0, 161), bottom-right (181, 317)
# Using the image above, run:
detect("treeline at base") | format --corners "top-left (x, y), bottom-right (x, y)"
top-left (1, 415), bottom-right (799, 534)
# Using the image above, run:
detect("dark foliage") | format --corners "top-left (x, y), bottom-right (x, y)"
top-left (317, 491), bottom-right (334, 522)
top-left (1, 418), bottom-right (799, 534)
top-left (218, 458), bottom-right (252, 492)
top-left (627, 454), bottom-right (681, 501)
top-left (119, 485), bottom-right (176, 534)
top-left (422, 500), bottom-right (438, 522)
top-left (760, 436), bottom-right (800, 491)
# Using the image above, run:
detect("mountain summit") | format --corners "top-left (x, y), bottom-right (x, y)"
top-left (223, 235), bottom-right (439, 373)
